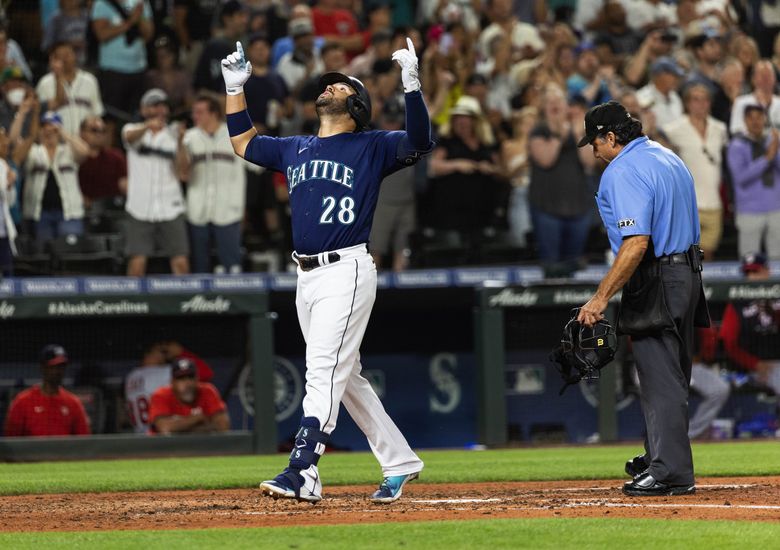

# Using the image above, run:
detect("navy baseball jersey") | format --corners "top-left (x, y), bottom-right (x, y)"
top-left (244, 130), bottom-right (409, 255)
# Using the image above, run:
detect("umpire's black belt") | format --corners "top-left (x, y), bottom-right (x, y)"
top-left (656, 252), bottom-right (690, 266)
top-left (296, 252), bottom-right (341, 271)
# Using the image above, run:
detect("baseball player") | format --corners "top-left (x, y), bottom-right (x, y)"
top-left (222, 37), bottom-right (432, 503)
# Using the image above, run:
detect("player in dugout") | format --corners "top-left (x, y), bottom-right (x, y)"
top-left (148, 358), bottom-right (229, 435)
top-left (4, 344), bottom-right (91, 437)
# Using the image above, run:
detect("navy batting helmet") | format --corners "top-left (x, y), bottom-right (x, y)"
top-left (318, 72), bottom-right (372, 131)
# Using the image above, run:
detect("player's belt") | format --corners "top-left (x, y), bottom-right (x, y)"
top-left (296, 252), bottom-right (341, 271)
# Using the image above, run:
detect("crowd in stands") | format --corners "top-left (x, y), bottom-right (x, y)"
top-left (2, 0), bottom-right (780, 277)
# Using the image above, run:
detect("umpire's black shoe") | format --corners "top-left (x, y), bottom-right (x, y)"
top-left (624, 454), bottom-right (649, 478)
top-left (622, 472), bottom-right (695, 497)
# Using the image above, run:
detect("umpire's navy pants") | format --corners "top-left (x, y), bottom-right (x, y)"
top-left (632, 262), bottom-right (699, 487)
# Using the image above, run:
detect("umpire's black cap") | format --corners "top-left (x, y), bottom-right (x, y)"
top-left (318, 72), bottom-right (372, 130)
top-left (577, 100), bottom-right (633, 147)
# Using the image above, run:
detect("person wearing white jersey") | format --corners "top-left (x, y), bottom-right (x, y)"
top-left (125, 346), bottom-right (171, 434)
top-left (177, 94), bottom-right (246, 274)
top-left (122, 88), bottom-right (189, 276)
top-left (36, 41), bottom-right (104, 137)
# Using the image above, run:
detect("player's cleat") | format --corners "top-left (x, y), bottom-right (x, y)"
top-left (370, 472), bottom-right (419, 504)
top-left (260, 466), bottom-right (322, 503)
top-left (624, 454), bottom-right (649, 478)
top-left (622, 472), bottom-right (695, 497)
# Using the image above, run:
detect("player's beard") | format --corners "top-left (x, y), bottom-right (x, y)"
top-left (315, 95), bottom-right (350, 117)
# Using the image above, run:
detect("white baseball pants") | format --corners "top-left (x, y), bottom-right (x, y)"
top-left (294, 243), bottom-right (424, 477)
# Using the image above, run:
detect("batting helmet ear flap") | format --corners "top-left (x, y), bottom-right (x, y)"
top-left (346, 94), bottom-right (370, 131)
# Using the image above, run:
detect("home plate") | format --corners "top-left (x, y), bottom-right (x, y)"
top-left (410, 498), bottom-right (505, 504)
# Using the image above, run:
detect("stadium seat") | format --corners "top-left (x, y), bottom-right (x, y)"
top-left (12, 234), bottom-right (53, 276)
top-left (48, 234), bottom-right (120, 275)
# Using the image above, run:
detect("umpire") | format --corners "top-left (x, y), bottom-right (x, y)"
top-left (576, 101), bottom-right (709, 497)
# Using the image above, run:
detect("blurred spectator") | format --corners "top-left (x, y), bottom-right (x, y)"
top-left (623, 29), bottom-right (677, 88)
top-left (348, 28), bottom-right (392, 79)
top-left (369, 99), bottom-right (415, 271)
top-left (637, 56), bottom-right (684, 128)
top-left (0, 127), bottom-right (16, 276)
top-left (0, 25), bottom-right (33, 82)
top-left (146, 35), bottom-right (193, 117)
top-left (3, 345), bottom-right (91, 437)
top-left (243, 32), bottom-right (289, 135)
top-left (173, 0), bottom-right (221, 72)
top-left (566, 41), bottom-right (619, 107)
top-left (731, 34), bottom-right (760, 82)
top-left (528, 86), bottom-right (596, 272)
top-left (501, 106), bottom-right (538, 248)
top-left (664, 82), bottom-right (728, 260)
top-left (427, 96), bottom-right (504, 239)
top-left (125, 340), bottom-right (214, 433)
top-left (36, 41), bottom-right (104, 136)
top-left (685, 24), bottom-right (723, 92)
top-left (475, 36), bottom-right (513, 130)
top-left (0, 67), bottom-right (30, 132)
top-left (730, 60), bottom-right (780, 136)
top-left (311, 0), bottom-right (363, 60)
top-left (711, 58), bottom-right (745, 126)
top-left (627, 0), bottom-right (677, 32)
top-left (277, 17), bottom-right (323, 96)
top-left (720, 252), bottom-right (780, 399)
top-left (178, 94), bottom-right (246, 273)
top-left (270, 3), bottom-right (324, 68)
top-left (594, 0), bottom-right (640, 59)
top-left (22, 111), bottom-right (89, 245)
top-left (149, 358), bottom-right (229, 435)
top-left (479, 0), bottom-right (544, 61)
top-left (726, 104), bottom-right (780, 259)
top-left (41, 0), bottom-right (89, 64)
top-left (91, 0), bottom-right (155, 121)
top-left (122, 89), bottom-right (189, 276)
top-left (193, 0), bottom-right (248, 94)
top-left (78, 115), bottom-right (127, 208)
top-left (361, 2), bottom-right (392, 54)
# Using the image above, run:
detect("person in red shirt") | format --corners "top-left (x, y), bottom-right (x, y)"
top-left (78, 115), bottom-right (127, 208)
top-left (149, 358), bottom-right (229, 435)
top-left (4, 345), bottom-right (91, 437)
top-left (312, 0), bottom-right (364, 60)
top-left (720, 252), bottom-right (780, 397)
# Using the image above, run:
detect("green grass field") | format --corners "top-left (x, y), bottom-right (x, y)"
top-left (1, 441), bottom-right (778, 548)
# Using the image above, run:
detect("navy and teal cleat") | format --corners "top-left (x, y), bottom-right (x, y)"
top-left (370, 472), bottom-right (420, 504)
top-left (259, 466), bottom-right (322, 503)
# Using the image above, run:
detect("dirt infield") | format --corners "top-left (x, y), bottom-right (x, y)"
top-left (1, 477), bottom-right (778, 532)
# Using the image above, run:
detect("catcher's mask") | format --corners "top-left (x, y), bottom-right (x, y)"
top-left (318, 72), bottom-right (372, 131)
top-left (550, 308), bottom-right (617, 395)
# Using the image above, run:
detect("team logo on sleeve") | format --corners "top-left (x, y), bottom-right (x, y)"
top-left (617, 218), bottom-right (636, 229)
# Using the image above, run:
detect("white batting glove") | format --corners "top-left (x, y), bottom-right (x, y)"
top-left (221, 41), bottom-right (252, 96)
top-left (392, 37), bottom-right (420, 93)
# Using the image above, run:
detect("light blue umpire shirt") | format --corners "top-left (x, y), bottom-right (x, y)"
top-left (596, 136), bottom-right (700, 257)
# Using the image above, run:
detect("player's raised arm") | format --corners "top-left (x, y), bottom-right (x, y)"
top-left (393, 37), bottom-right (434, 155)
top-left (222, 42), bottom-right (255, 158)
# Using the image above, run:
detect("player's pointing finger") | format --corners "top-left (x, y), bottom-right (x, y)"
top-left (236, 41), bottom-right (244, 58)
top-left (406, 37), bottom-right (415, 57)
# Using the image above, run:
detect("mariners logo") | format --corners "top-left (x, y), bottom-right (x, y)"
top-left (238, 356), bottom-right (303, 421)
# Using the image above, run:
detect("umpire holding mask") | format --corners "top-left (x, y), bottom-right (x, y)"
top-left (576, 101), bottom-right (710, 497)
